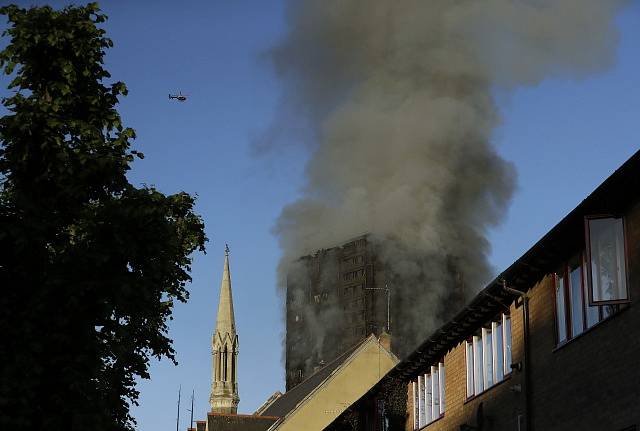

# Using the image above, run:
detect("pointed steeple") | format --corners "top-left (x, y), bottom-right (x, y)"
top-left (215, 244), bottom-right (236, 335)
top-left (210, 245), bottom-right (240, 414)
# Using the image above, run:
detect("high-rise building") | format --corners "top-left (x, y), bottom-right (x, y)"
top-left (285, 235), bottom-right (391, 390)
top-left (209, 245), bottom-right (240, 414)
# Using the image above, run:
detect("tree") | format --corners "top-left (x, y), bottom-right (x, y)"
top-left (0, 4), bottom-right (206, 430)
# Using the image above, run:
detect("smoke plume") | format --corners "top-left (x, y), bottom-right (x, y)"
top-left (268, 0), bottom-right (628, 356)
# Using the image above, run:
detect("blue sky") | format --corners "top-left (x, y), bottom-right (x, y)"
top-left (2, 1), bottom-right (639, 430)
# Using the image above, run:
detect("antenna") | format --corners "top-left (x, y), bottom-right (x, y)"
top-left (186, 389), bottom-right (194, 431)
top-left (176, 385), bottom-right (181, 431)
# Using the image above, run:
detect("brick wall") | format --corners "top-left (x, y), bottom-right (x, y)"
top-left (403, 202), bottom-right (640, 431)
top-left (405, 300), bottom-right (525, 431)
top-left (529, 202), bottom-right (640, 431)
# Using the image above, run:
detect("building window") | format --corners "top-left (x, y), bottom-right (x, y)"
top-left (376, 399), bottom-right (389, 431)
top-left (586, 216), bottom-right (629, 305)
top-left (568, 257), bottom-right (584, 338)
top-left (412, 381), bottom-right (418, 429)
top-left (555, 272), bottom-right (568, 344)
top-left (418, 375), bottom-right (425, 427)
top-left (466, 314), bottom-right (511, 399)
top-left (554, 250), bottom-right (623, 345)
top-left (412, 362), bottom-right (445, 429)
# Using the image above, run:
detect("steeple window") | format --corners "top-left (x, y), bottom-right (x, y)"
top-left (223, 346), bottom-right (228, 381)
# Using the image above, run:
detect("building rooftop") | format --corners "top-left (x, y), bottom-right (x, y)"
top-left (205, 412), bottom-right (278, 431)
top-left (260, 338), bottom-right (365, 418)
top-left (371, 147), bottom-right (640, 382)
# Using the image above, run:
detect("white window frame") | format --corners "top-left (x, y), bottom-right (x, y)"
top-left (585, 215), bottom-right (630, 306)
top-left (418, 375), bottom-right (425, 427)
top-left (411, 381), bottom-right (420, 430)
top-left (412, 360), bottom-right (446, 429)
top-left (503, 314), bottom-right (512, 373)
top-left (424, 373), bottom-right (432, 424)
top-left (465, 341), bottom-right (474, 397)
top-left (482, 327), bottom-right (493, 389)
top-left (491, 320), bottom-right (504, 382)
top-left (466, 313), bottom-right (512, 399)
top-left (431, 366), bottom-right (439, 420)
top-left (438, 362), bottom-right (445, 415)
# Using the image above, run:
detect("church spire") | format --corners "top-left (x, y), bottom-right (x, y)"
top-left (210, 245), bottom-right (240, 414)
top-left (215, 244), bottom-right (235, 334)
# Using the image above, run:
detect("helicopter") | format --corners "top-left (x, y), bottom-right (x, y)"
top-left (169, 91), bottom-right (187, 102)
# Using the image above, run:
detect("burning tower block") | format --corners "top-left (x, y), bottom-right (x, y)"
top-left (284, 234), bottom-right (468, 390)
top-left (285, 235), bottom-right (390, 390)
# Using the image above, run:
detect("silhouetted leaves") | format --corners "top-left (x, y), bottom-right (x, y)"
top-left (0, 4), bottom-right (206, 430)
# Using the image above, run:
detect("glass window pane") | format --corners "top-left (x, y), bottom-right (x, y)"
top-left (431, 366), bottom-right (439, 420)
top-left (425, 373), bottom-right (432, 423)
top-left (569, 258), bottom-right (584, 337)
top-left (583, 259), bottom-right (600, 328)
top-left (473, 335), bottom-right (484, 394)
top-left (439, 363), bottom-right (445, 415)
top-left (555, 272), bottom-right (568, 343)
top-left (602, 304), bottom-right (618, 319)
top-left (482, 328), bottom-right (493, 388)
top-left (492, 321), bottom-right (504, 382)
top-left (377, 399), bottom-right (387, 431)
top-left (588, 217), bottom-right (628, 303)
top-left (412, 382), bottom-right (420, 429)
top-left (465, 342), bottom-right (474, 397)
top-left (503, 315), bottom-right (512, 373)
top-left (418, 376), bottom-right (425, 427)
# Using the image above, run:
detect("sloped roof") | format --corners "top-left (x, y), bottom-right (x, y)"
top-left (206, 413), bottom-right (278, 431)
top-left (327, 149), bottom-right (640, 430)
top-left (350, 148), bottom-right (640, 394)
top-left (254, 391), bottom-right (283, 416)
top-left (259, 337), bottom-right (369, 418)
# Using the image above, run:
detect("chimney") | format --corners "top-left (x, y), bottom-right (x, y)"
top-left (378, 330), bottom-right (391, 352)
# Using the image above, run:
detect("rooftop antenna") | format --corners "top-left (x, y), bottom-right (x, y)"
top-left (186, 389), bottom-right (195, 431)
top-left (176, 385), bottom-right (182, 431)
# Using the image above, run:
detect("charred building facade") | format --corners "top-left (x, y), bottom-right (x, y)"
top-left (285, 235), bottom-right (390, 390)
top-left (284, 234), bottom-right (469, 391)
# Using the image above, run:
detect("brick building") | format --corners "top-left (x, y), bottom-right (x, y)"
top-left (326, 150), bottom-right (640, 431)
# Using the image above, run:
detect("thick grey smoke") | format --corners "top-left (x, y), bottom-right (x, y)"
top-left (269, 0), bottom-right (628, 355)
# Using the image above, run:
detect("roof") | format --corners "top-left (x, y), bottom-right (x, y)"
top-left (381, 148), bottom-right (640, 381)
top-left (254, 391), bottom-right (283, 416)
top-left (259, 337), bottom-right (369, 418)
top-left (206, 413), bottom-right (278, 431)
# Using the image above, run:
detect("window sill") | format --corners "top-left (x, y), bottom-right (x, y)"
top-left (416, 413), bottom-right (445, 430)
top-left (553, 304), bottom-right (629, 353)
top-left (464, 373), bottom-right (512, 404)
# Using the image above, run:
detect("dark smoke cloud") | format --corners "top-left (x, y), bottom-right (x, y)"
top-left (268, 0), bottom-right (629, 354)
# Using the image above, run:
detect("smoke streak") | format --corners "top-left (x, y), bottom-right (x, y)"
top-left (268, 0), bottom-right (628, 356)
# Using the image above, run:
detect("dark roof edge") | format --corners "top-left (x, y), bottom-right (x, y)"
top-left (207, 413), bottom-right (280, 420)
top-left (389, 148), bottom-right (640, 381)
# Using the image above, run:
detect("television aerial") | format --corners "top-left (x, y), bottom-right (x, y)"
top-left (169, 91), bottom-right (187, 102)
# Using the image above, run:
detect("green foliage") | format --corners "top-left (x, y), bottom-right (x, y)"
top-left (382, 377), bottom-right (408, 431)
top-left (324, 376), bottom-right (408, 431)
top-left (0, 3), bottom-right (206, 430)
